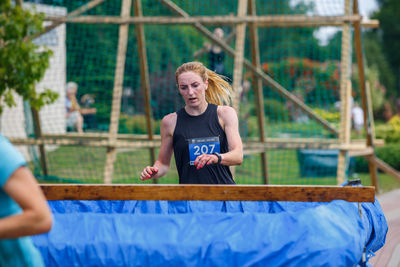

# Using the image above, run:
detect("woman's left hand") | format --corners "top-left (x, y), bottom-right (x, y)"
top-left (194, 154), bottom-right (218, 169)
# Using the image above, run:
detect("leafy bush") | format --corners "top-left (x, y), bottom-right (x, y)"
top-left (313, 108), bottom-right (340, 124)
top-left (375, 123), bottom-right (400, 144)
top-left (250, 99), bottom-right (289, 122)
top-left (240, 116), bottom-right (260, 138)
top-left (119, 114), bottom-right (160, 134)
top-left (354, 144), bottom-right (400, 172)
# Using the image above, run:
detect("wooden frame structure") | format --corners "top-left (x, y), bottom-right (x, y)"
top-left (40, 184), bottom-right (375, 202)
top-left (14, 0), bottom-right (400, 190)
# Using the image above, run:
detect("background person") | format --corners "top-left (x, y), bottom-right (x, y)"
top-left (80, 94), bottom-right (98, 130)
top-left (352, 101), bottom-right (364, 135)
top-left (0, 134), bottom-right (52, 266)
top-left (194, 28), bottom-right (227, 76)
top-left (65, 82), bottom-right (97, 132)
top-left (140, 61), bottom-right (243, 184)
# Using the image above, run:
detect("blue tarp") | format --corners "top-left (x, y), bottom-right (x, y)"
top-left (32, 199), bottom-right (387, 266)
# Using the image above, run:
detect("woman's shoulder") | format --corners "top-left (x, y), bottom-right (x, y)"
top-left (216, 105), bottom-right (238, 128)
top-left (161, 112), bottom-right (178, 130)
top-left (217, 105), bottom-right (237, 116)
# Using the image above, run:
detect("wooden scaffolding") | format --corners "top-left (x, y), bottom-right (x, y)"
top-left (11, 0), bottom-right (400, 192)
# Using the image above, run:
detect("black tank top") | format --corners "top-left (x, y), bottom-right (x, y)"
top-left (173, 104), bottom-right (234, 184)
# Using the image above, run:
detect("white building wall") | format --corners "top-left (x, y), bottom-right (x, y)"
top-left (0, 4), bottom-right (67, 160)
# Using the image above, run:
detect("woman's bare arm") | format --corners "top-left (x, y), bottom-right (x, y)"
top-left (0, 167), bottom-right (52, 238)
top-left (217, 106), bottom-right (243, 166)
top-left (140, 113), bottom-right (176, 180)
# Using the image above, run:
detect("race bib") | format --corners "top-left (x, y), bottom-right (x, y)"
top-left (188, 136), bottom-right (220, 165)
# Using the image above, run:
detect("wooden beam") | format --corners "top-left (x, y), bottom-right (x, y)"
top-left (35, 133), bottom-right (385, 147)
top-left (230, 0), bottom-right (248, 179)
top-left (348, 147), bottom-right (374, 157)
top-left (370, 157), bottom-right (400, 183)
top-left (104, 0), bottom-right (132, 184)
top-left (38, 133), bottom-right (385, 146)
top-left (159, 0), bottom-right (338, 136)
top-left (337, 0), bottom-right (352, 185)
top-left (232, 0), bottom-right (248, 112)
top-left (134, 0), bottom-right (157, 183)
top-left (361, 19), bottom-right (379, 28)
top-left (9, 137), bottom-right (375, 150)
top-left (45, 14), bottom-right (367, 27)
top-left (32, 0), bottom-right (106, 40)
top-left (248, 0), bottom-right (268, 184)
top-left (354, 0), bottom-right (379, 192)
top-left (40, 184), bottom-right (375, 202)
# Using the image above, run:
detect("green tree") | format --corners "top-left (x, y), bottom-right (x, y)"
top-left (0, 0), bottom-right (58, 113)
top-left (372, 0), bottom-right (400, 97)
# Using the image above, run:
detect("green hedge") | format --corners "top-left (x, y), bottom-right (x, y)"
top-left (119, 114), bottom-right (161, 134)
top-left (354, 144), bottom-right (400, 172)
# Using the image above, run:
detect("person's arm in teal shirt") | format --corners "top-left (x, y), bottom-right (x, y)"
top-left (0, 166), bottom-right (52, 238)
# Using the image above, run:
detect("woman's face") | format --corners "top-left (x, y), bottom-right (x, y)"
top-left (177, 71), bottom-right (208, 108)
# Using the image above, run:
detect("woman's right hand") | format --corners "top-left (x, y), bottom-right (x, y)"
top-left (140, 166), bottom-right (159, 181)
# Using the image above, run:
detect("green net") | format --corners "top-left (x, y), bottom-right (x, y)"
top-left (2, 0), bottom-right (367, 185)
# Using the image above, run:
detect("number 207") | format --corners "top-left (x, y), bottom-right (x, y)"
top-left (193, 144), bottom-right (215, 155)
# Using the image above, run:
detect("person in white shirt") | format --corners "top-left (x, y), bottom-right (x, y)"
top-left (352, 102), bottom-right (364, 134)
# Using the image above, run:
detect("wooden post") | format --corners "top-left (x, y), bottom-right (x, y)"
top-left (31, 108), bottom-right (48, 176)
top-left (133, 0), bottom-right (157, 184)
top-left (337, 0), bottom-right (352, 185)
top-left (231, 0), bottom-right (248, 177)
top-left (232, 0), bottom-right (248, 112)
top-left (248, 0), bottom-right (268, 184)
top-left (353, 0), bottom-right (379, 192)
top-left (365, 82), bottom-right (375, 141)
top-left (104, 0), bottom-right (132, 184)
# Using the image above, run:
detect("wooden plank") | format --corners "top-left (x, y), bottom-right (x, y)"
top-left (38, 133), bottom-right (385, 146)
top-left (104, 0), bottom-right (132, 184)
top-left (361, 19), bottom-right (379, 28)
top-left (232, 0), bottom-right (248, 112)
top-left (9, 137), bottom-right (373, 150)
top-left (40, 184), bottom-right (375, 202)
top-left (354, 0), bottom-right (379, 192)
top-left (348, 147), bottom-right (374, 157)
top-left (230, 0), bottom-right (248, 178)
top-left (32, 0), bottom-right (106, 40)
top-left (366, 82), bottom-right (376, 141)
top-left (45, 14), bottom-right (366, 27)
top-left (159, 0), bottom-right (338, 136)
top-left (134, 0), bottom-right (157, 183)
top-left (371, 157), bottom-right (400, 182)
top-left (248, 0), bottom-right (268, 184)
top-left (337, 0), bottom-right (352, 185)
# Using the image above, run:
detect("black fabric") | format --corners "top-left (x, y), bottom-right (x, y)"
top-left (209, 50), bottom-right (225, 75)
top-left (173, 104), bottom-right (234, 184)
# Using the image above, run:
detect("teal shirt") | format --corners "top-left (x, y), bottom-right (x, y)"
top-left (0, 135), bottom-right (44, 267)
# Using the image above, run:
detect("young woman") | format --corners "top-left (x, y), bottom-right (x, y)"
top-left (0, 135), bottom-right (52, 266)
top-left (140, 61), bottom-right (243, 184)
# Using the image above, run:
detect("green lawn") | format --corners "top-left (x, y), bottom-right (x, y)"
top-left (37, 146), bottom-right (400, 195)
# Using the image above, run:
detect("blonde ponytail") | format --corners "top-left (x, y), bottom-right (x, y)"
top-left (175, 61), bottom-right (232, 106)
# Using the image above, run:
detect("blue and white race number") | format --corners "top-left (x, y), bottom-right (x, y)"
top-left (188, 136), bottom-right (220, 165)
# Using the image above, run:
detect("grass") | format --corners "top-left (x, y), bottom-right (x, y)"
top-left (37, 146), bottom-right (400, 195)
top-left (357, 173), bottom-right (400, 194)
